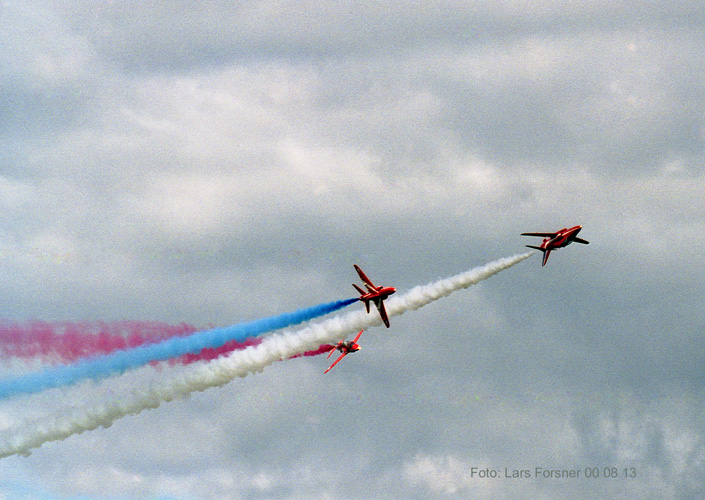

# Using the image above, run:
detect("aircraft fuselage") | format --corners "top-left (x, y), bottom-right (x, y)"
top-left (539, 225), bottom-right (583, 250)
top-left (521, 225), bottom-right (588, 266)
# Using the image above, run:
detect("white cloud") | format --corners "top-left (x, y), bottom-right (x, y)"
top-left (0, 177), bottom-right (34, 210)
top-left (404, 454), bottom-right (473, 494)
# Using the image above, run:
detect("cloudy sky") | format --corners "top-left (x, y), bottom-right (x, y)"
top-left (1, 0), bottom-right (705, 498)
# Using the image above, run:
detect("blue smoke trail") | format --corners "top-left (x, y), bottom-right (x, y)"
top-left (0, 298), bottom-right (358, 400)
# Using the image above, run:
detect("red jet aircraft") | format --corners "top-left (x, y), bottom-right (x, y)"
top-left (521, 225), bottom-right (589, 266)
top-left (353, 265), bottom-right (396, 328)
top-left (324, 330), bottom-right (364, 374)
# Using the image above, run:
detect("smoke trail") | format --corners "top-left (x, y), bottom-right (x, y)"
top-left (174, 337), bottom-right (261, 364)
top-left (0, 321), bottom-right (262, 366)
top-left (0, 298), bottom-right (358, 400)
top-left (0, 321), bottom-right (199, 363)
top-left (0, 253), bottom-right (533, 458)
top-left (289, 344), bottom-right (335, 359)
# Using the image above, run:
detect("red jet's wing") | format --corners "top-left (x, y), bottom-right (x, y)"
top-left (354, 265), bottom-right (379, 291)
top-left (324, 351), bottom-right (348, 374)
top-left (521, 232), bottom-right (557, 237)
top-left (352, 330), bottom-right (364, 343)
top-left (375, 300), bottom-right (390, 328)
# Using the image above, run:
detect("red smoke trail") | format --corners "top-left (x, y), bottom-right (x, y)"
top-left (0, 321), bottom-right (203, 365)
top-left (0, 321), bottom-right (199, 363)
top-left (0, 321), bottom-right (333, 365)
top-left (174, 337), bottom-right (261, 364)
top-left (289, 344), bottom-right (334, 359)
top-left (175, 338), bottom-right (333, 363)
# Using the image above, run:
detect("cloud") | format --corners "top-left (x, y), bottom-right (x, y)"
top-left (1, 0), bottom-right (705, 498)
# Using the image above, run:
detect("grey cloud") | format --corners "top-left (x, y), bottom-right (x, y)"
top-left (1, 0), bottom-right (705, 498)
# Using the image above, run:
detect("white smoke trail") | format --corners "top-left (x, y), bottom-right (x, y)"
top-left (0, 252), bottom-right (533, 458)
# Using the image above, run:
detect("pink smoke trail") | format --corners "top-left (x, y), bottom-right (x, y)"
top-left (0, 321), bottom-right (333, 366)
top-left (289, 344), bottom-right (335, 358)
top-left (175, 337), bottom-right (261, 364)
top-left (178, 338), bottom-right (333, 362)
top-left (0, 321), bottom-right (199, 363)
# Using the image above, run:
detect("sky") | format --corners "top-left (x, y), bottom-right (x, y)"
top-left (1, 0), bottom-right (705, 498)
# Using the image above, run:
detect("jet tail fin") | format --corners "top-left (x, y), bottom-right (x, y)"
top-left (542, 250), bottom-right (551, 266)
top-left (525, 245), bottom-right (550, 266)
top-left (376, 300), bottom-right (390, 328)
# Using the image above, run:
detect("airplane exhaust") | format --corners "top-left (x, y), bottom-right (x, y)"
top-left (0, 298), bottom-right (358, 401)
top-left (0, 253), bottom-right (533, 458)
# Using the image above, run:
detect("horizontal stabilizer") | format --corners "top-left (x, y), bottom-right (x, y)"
top-left (525, 245), bottom-right (544, 252)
